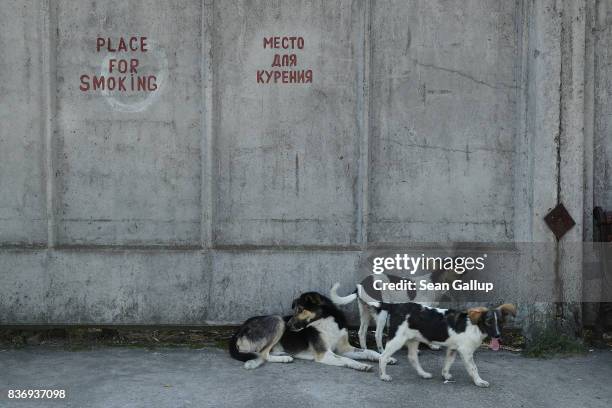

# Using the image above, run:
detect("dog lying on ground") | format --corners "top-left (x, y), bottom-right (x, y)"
top-left (228, 291), bottom-right (396, 370)
top-left (378, 302), bottom-right (516, 387)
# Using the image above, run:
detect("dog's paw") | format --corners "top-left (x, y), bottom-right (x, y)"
top-left (475, 379), bottom-right (490, 388)
top-left (429, 344), bottom-right (441, 351)
top-left (278, 356), bottom-right (293, 363)
top-left (356, 364), bottom-right (372, 372)
top-left (380, 374), bottom-right (393, 382)
top-left (244, 359), bottom-right (262, 370)
top-left (387, 357), bottom-right (397, 365)
top-left (442, 372), bottom-right (453, 381)
top-left (419, 372), bottom-right (433, 379)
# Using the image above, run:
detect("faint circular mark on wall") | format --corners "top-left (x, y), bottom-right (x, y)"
top-left (99, 39), bottom-right (168, 113)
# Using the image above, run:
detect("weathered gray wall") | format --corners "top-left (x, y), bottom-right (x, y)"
top-left (213, 0), bottom-right (364, 246)
top-left (369, 0), bottom-right (518, 243)
top-left (595, 0), bottom-right (612, 211)
top-left (0, 1), bottom-right (47, 246)
top-left (0, 0), bottom-right (601, 326)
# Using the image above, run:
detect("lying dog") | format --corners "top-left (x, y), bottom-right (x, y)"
top-left (378, 302), bottom-right (516, 387)
top-left (229, 291), bottom-right (396, 370)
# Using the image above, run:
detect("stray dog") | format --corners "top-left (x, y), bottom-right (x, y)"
top-left (228, 291), bottom-right (396, 370)
top-left (330, 276), bottom-right (411, 353)
top-left (330, 269), bottom-right (458, 352)
top-left (378, 302), bottom-right (516, 387)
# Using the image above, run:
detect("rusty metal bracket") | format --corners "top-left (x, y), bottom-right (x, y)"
top-left (544, 203), bottom-right (576, 240)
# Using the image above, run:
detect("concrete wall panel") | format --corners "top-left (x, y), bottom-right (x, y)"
top-left (0, 250), bottom-right (49, 323)
top-left (45, 250), bottom-right (210, 324)
top-left (0, 1), bottom-right (47, 245)
top-left (213, 0), bottom-right (364, 246)
top-left (369, 0), bottom-right (520, 243)
top-left (0, 250), bottom-right (210, 325)
top-left (208, 250), bottom-right (360, 323)
top-left (55, 0), bottom-right (203, 246)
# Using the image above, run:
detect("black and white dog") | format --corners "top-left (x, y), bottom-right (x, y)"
top-left (228, 291), bottom-right (396, 370)
top-left (330, 276), bottom-right (411, 353)
top-left (378, 302), bottom-right (516, 387)
top-left (331, 270), bottom-right (458, 353)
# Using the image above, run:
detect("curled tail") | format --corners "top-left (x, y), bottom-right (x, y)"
top-left (330, 282), bottom-right (358, 305)
top-left (228, 332), bottom-right (258, 362)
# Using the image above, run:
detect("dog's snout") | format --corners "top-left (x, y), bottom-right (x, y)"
top-left (286, 318), bottom-right (297, 331)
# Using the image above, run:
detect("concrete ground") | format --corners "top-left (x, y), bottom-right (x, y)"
top-left (1, 347), bottom-right (611, 408)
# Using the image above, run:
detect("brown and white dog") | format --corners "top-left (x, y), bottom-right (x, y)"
top-left (378, 302), bottom-right (516, 387)
top-left (228, 291), bottom-right (396, 371)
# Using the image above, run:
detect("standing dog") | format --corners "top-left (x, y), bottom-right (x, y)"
top-left (229, 291), bottom-right (396, 370)
top-left (331, 270), bottom-right (457, 352)
top-left (330, 278), bottom-right (400, 353)
top-left (378, 302), bottom-right (516, 387)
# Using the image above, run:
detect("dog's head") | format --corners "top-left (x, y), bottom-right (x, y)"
top-left (467, 304), bottom-right (516, 350)
top-left (287, 292), bottom-right (330, 332)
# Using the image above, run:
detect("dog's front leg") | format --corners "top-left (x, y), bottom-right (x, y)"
top-left (458, 349), bottom-right (489, 387)
top-left (340, 348), bottom-right (397, 365)
top-left (336, 337), bottom-right (396, 364)
top-left (316, 351), bottom-right (372, 371)
top-left (441, 348), bottom-right (456, 380)
top-left (244, 357), bottom-right (265, 370)
top-left (266, 355), bottom-right (294, 363)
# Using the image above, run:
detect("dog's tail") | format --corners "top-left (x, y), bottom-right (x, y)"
top-left (228, 332), bottom-right (258, 362)
top-left (330, 282), bottom-right (358, 305)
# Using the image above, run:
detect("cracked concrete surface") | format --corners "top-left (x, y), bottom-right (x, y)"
top-left (1, 347), bottom-right (611, 408)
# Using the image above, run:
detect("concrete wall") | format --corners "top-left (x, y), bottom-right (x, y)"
top-left (0, 0), bottom-right (600, 326)
top-left (594, 0), bottom-right (612, 211)
top-left (369, 0), bottom-right (518, 243)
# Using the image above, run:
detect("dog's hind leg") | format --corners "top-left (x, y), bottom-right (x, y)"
top-left (244, 356), bottom-right (265, 369)
top-left (407, 340), bottom-right (432, 379)
top-left (458, 349), bottom-right (489, 387)
top-left (357, 300), bottom-right (371, 350)
top-left (441, 348), bottom-right (456, 380)
top-left (378, 329), bottom-right (408, 381)
top-left (244, 316), bottom-right (285, 370)
top-left (374, 310), bottom-right (388, 353)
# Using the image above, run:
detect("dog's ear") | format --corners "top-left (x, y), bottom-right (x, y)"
top-left (291, 298), bottom-right (298, 309)
top-left (304, 293), bottom-right (322, 305)
top-left (467, 307), bottom-right (488, 324)
top-left (497, 303), bottom-right (516, 317)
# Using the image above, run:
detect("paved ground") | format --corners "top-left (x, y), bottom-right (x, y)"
top-left (0, 347), bottom-right (611, 408)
